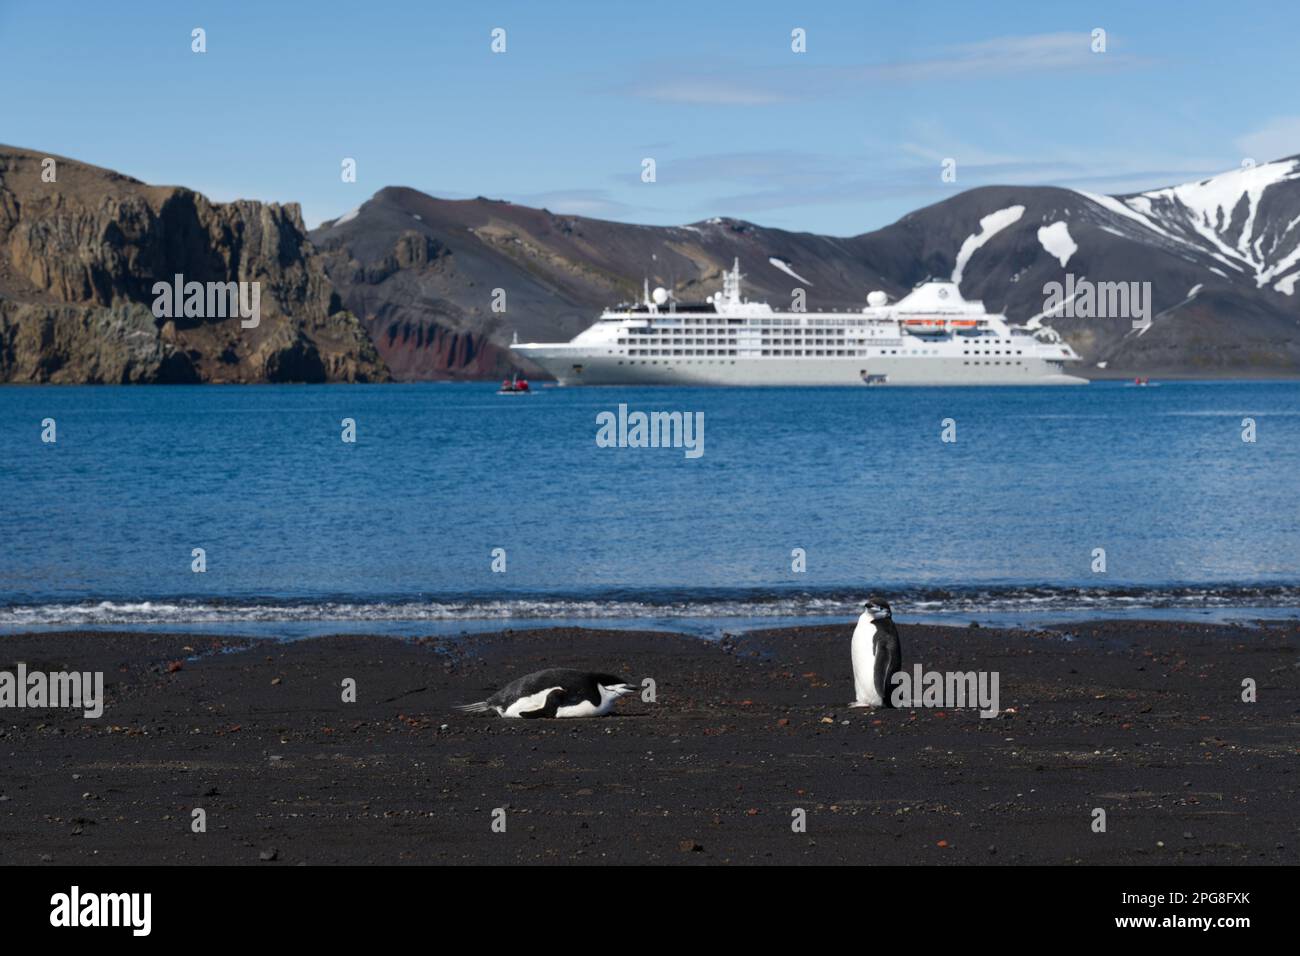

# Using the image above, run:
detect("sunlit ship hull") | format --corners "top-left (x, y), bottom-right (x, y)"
top-left (511, 261), bottom-right (1086, 387)
top-left (513, 346), bottom-right (1086, 386)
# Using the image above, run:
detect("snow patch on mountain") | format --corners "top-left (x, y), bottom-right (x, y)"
top-left (1261, 243), bottom-right (1300, 289)
top-left (1037, 222), bottom-right (1077, 267)
top-left (334, 207), bottom-right (361, 227)
top-left (1077, 189), bottom-right (1177, 238)
top-left (1025, 279), bottom-right (1084, 331)
top-left (1276, 272), bottom-right (1299, 295)
top-left (952, 205), bottom-right (1024, 284)
top-left (1108, 158), bottom-right (1300, 287)
top-left (768, 256), bottom-right (812, 285)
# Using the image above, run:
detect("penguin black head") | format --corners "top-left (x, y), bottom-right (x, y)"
top-left (862, 596), bottom-right (893, 621)
top-left (594, 674), bottom-right (636, 697)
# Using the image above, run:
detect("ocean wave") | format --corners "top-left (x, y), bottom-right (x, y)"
top-left (1, 585), bottom-right (1297, 627)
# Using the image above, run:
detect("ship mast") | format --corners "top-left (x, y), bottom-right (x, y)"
top-left (720, 257), bottom-right (743, 311)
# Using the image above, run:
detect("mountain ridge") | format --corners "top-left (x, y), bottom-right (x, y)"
top-left (3, 143), bottom-right (1298, 383)
top-left (311, 157), bottom-right (1300, 379)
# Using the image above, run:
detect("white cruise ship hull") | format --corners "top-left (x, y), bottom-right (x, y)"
top-left (514, 346), bottom-right (1086, 386)
top-left (510, 263), bottom-right (1086, 387)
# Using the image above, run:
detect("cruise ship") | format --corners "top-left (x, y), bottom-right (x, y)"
top-left (510, 260), bottom-right (1085, 386)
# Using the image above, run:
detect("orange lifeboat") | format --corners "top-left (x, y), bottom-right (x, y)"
top-left (902, 318), bottom-right (947, 334)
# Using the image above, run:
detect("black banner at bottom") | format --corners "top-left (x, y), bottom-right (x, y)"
top-left (0, 864), bottom-right (1281, 941)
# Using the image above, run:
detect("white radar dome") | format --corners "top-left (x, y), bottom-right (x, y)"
top-left (652, 287), bottom-right (669, 305)
top-left (866, 290), bottom-right (888, 307)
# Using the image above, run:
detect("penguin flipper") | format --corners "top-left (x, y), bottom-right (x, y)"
top-left (875, 636), bottom-right (900, 708)
top-left (517, 687), bottom-right (564, 719)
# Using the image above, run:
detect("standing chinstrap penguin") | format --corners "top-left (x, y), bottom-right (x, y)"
top-left (850, 596), bottom-right (902, 708)
top-left (456, 668), bottom-right (635, 719)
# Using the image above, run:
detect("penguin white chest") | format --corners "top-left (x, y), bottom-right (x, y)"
top-left (555, 683), bottom-right (620, 718)
top-left (851, 616), bottom-right (882, 706)
top-left (499, 686), bottom-right (563, 718)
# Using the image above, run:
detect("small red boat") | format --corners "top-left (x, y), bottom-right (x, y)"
top-left (498, 374), bottom-right (531, 394)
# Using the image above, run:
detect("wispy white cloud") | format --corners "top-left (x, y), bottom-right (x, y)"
top-left (651, 133), bottom-right (1239, 228)
top-left (622, 80), bottom-right (791, 106)
top-left (890, 119), bottom-right (1229, 195)
top-left (622, 32), bottom-right (1146, 105)
top-left (863, 32), bottom-right (1137, 82)
top-left (1235, 117), bottom-right (1300, 163)
top-left (512, 188), bottom-right (640, 218)
top-left (656, 150), bottom-right (846, 186)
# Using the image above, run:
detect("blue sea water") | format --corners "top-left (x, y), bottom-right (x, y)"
top-left (1, 381), bottom-right (1297, 636)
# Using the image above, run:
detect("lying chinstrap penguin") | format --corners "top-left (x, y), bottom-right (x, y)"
top-left (456, 668), bottom-right (636, 718)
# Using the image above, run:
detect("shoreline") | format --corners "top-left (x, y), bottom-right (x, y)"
top-left (0, 619), bottom-right (1295, 865)
top-left (2, 603), bottom-right (1297, 642)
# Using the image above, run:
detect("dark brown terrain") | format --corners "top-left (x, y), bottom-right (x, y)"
top-left (0, 146), bottom-right (387, 384)
top-left (1, 620), bottom-right (1294, 865)
top-left (309, 166), bottom-right (1300, 381)
top-left (5, 143), bottom-right (1298, 385)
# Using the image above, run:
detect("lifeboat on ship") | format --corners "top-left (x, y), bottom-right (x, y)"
top-left (901, 317), bottom-right (948, 335)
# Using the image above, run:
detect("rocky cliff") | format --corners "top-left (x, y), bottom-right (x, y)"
top-left (0, 146), bottom-right (388, 384)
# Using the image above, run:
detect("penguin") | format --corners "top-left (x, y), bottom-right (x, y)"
top-left (850, 596), bottom-right (902, 708)
top-left (455, 668), bottom-right (635, 719)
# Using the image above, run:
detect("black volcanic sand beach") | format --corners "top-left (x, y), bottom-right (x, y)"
top-left (0, 621), bottom-right (1295, 865)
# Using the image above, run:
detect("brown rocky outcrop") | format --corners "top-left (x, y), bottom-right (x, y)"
top-left (0, 146), bottom-right (388, 383)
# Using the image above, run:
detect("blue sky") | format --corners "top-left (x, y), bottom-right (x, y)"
top-left (3, 0), bottom-right (1298, 235)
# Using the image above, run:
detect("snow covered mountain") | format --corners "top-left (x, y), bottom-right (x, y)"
top-left (311, 159), bottom-right (1300, 379)
top-left (1104, 158), bottom-right (1300, 294)
top-left (888, 157), bottom-right (1300, 375)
